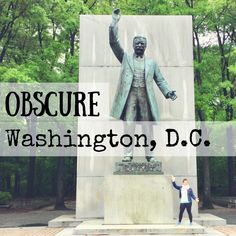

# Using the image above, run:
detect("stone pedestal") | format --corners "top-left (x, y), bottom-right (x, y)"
top-left (77, 15), bottom-right (198, 220)
top-left (104, 175), bottom-right (174, 224)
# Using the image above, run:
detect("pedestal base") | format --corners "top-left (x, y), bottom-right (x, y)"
top-left (104, 175), bottom-right (174, 224)
top-left (72, 220), bottom-right (205, 235)
top-left (48, 213), bottom-right (227, 228)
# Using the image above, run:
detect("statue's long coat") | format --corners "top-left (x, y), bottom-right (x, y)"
top-left (109, 25), bottom-right (171, 121)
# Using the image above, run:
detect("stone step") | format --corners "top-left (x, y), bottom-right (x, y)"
top-left (56, 227), bottom-right (225, 236)
top-left (48, 213), bottom-right (226, 228)
top-left (72, 220), bottom-right (205, 235)
top-left (48, 215), bottom-right (81, 228)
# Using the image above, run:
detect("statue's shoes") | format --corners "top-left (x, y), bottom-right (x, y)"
top-left (122, 156), bottom-right (133, 162)
top-left (146, 156), bottom-right (157, 162)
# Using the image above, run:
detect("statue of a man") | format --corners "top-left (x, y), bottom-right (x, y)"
top-left (109, 9), bottom-right (177, 162)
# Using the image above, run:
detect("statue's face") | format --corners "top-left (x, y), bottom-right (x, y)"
top-left (133, 36), bottom-right (147, 57)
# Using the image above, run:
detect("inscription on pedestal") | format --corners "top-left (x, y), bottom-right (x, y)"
top-left (114, 161), bottom-right (163, 175)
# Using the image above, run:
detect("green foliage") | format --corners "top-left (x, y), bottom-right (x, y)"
top-left (228, 48), bottom-right (236, 76)
top-left (0, 0), bottom-right (94, 83)
top-left (210, 157), bottom-right (228, 195)
top-left (0, 191), bottom-right (12, 205)
top-left (0, 0), bottom-right (235, 199)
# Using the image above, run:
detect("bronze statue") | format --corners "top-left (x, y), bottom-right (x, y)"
top-left (109, 9), bottom-right (177, 162)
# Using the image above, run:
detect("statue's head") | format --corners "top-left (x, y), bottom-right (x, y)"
top-left (133, 36), bottom-right (147, 57)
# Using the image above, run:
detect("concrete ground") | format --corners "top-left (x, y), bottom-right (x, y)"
top-left (200, 205), bottom-right (236, 224)
top-left (0, 225), bottom-right (235, 236)
top-left (215, 225), bottom-right (236, 235)
top-left (0, 203), bottom-right (235, 235)
top-left (0, 207), bottom-right (75, 227)
top-left (0, 227), bottom-right (63, 236)
top-left (0, 201), bottom-right (75, 228)
top-left (1, 204), bottom-right (235, 227)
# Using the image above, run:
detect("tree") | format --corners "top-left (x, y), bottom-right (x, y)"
top-left (0, 0), bottom-right (235, 208)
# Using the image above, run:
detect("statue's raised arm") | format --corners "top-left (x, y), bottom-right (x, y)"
top-left (109, 9), bottom-right (124, 63)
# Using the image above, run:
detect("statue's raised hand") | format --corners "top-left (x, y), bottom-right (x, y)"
top-left (112, 8), bottom-right (121, 25)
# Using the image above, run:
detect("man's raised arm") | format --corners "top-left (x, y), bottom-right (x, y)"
top-left (109, 9), bottom-right (124, 63)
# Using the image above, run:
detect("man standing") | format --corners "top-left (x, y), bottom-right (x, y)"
top-left (172, 176), bottom-right (199, 225)
top-left (109, 9), bottom-right (177, 162)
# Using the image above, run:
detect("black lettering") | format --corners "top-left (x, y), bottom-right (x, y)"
top-left (107, 129), bottom-right (119, 147)
top-left (166, 129), bottom-right (179, 147)
top-left (48, 129), bottom-right (62, 147)
top-left (33, 91), bottom-right (45, 116)
top-left (150, 140), bottom-right (156, 151)
top-left (21, 92), bottom-right (33, 116)
top-left (74, 92), bottom-right (86, 116)
top-left (45, 92), bottom-right (57, 116)
top-left (5, 92), bottom-right (20, 116)
top-left (22, 134), bottom-right (34, 146)
top-left (190, 129), bottom-right (202, 147)
top-left (88, 91), bottom-right (100, 116)
top-left (59, 91), bottom-right (72, 116)
top-left (134, 134), bottom-right (148, 147)
top-left (64, 129), bottom-right (76, 147)
top-left (93, 134), bottom-right (106, 152)
top-left (120, 134), bottom-right (132, 147)
top-left (36, 134), bottom-right (47, 147)
top-left (77, 134), bottom-right (92, 147)
top-left (5, 129), bottom-right (20, 146)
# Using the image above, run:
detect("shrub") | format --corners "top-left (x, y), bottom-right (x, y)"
top-left (0, 192), bottom-right (12, 205)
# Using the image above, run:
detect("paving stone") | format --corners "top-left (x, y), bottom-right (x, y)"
top-left (0, 227), bottom-right (63, 236)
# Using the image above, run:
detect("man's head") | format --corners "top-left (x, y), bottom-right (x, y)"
top-left (182, 178), bottom-right (189, 186)
top-left (133, 36), bottom-right (147, 57)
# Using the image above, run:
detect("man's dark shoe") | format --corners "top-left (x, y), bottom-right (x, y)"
top-left (122, 156), bottom-right (133, 162)
top-left (146, 156), bottom-right (157, 162)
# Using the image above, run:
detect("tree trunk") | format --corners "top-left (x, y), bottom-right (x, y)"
top-left (198, 111), bottom-right (214, 209)
top-left (0, 178), bottom-right (2, 191)
top-left (227, 157), bottom-right (234, 196)
top-left (227, 126), bottom-right (235, 195)
top-left (26, 115), bottom-right (37, 198)
top-left (69, 31), bottom-right (76, 56)
top-left (202, 156), bottom-right (214, 209)
top-left (14, 170), bottom-right (20, 197)
top-left (26, 157), bottom-right (36, 198)
top-left (215, 26), bottom-right (235, 196)
top-left (54, 122), bottom-right (68, 209)
top-left (71, 156), bottom-right (77, 195)
top-left (55, 156), bottom-right (66, 210)
top-left (193, 10), bottom-right (214, 207)
top-left (5, 175), bottom-right (11, 192)
top-left (51, 159), bottom-right (57, 196)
